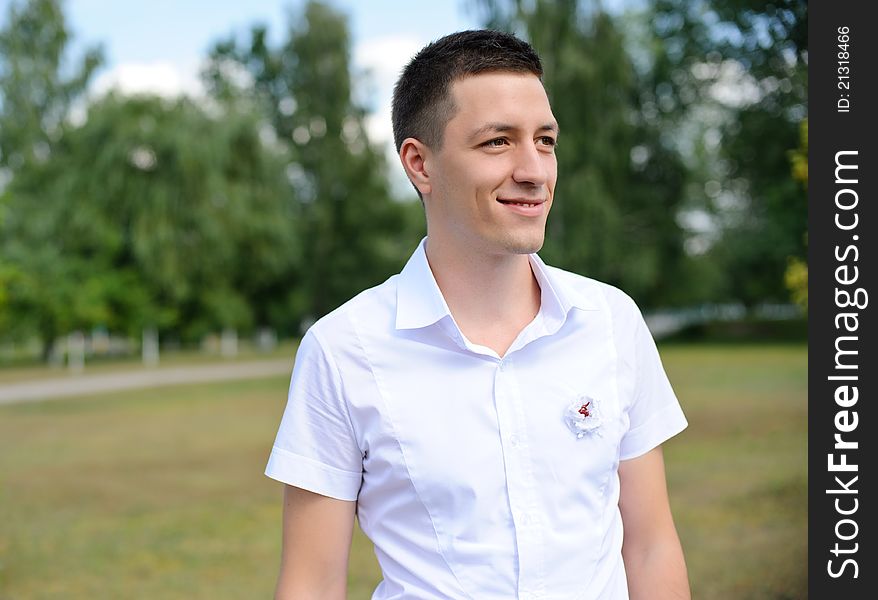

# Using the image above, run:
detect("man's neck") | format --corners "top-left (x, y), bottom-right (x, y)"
top-left (424, 236), bottom-right (542, 357)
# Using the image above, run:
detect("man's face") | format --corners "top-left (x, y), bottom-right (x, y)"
top-left (423, 71), bottom-right (558, 257)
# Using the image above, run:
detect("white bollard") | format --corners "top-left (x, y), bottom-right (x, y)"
top-left (221, 328), bottom-right (238, 358)
top-left (256, 327), bottom-right (277, 352)
top-left (143, 327), bottom-right (159, 366)
top-left (47, 338), bottom-right (64, 368)
top-left (68, 331), bottom-right (85, 373)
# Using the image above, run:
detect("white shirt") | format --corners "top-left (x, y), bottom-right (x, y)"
top-left (266, 239), bottom-right (687, 599)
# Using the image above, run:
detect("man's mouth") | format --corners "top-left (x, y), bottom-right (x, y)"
top-left (497, 199), bottom-right (545, 207)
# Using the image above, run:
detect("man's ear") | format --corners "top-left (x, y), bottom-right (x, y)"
top-left (399, 138), bottom-right (432, 197)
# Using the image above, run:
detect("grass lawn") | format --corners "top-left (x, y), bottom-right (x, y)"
top-left (662, 344), bottom-right (807, 600)
top-left (0, 343), bottom-right (806, 599)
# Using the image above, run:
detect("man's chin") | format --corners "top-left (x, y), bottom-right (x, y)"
top-left (504, 235), bottom-right (545, 255)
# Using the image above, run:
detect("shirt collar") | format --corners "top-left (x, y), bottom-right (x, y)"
top-left (395, 238), bottom-right (598, 331)
top-left (395, 238), bottom-right (453, 330)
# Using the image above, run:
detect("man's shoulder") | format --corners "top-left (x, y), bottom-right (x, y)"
top-left (542, 262), bottom-right (641, 316)
top-left (308, 273), bottom-right (401, 343)
top-left (542, 263), bottom-right (651, 353)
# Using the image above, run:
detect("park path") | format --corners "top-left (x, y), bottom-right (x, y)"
top-left (0, 359), bottom-right (292, 406)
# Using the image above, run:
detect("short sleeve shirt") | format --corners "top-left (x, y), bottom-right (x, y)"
top-left (266, 239), bottom-right (687, 600)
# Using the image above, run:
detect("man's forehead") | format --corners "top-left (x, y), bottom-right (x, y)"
top-left (450, 70), bottom-right (546, 95)
top-left (446, 73), bottom-right (556, 132)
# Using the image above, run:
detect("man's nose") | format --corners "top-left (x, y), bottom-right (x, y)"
top-left (512, 143), bottom-right (550, 186)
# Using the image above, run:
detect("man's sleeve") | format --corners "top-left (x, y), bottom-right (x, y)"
top-left (618, 308), bottom-right (688, 461)
top-left (264, 328), bottom-right (363, 501)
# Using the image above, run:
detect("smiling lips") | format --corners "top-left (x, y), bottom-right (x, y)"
top-left (499, 199), bottom-right (544, 207)
top-left (497, 198), bottom-right (547, 216)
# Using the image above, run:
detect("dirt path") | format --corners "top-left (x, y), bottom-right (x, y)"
top-left (0, 359), bottom-right (292, 406)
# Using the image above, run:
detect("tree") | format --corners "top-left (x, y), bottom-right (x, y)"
top-left (648, 0), bottom-right (808, 305)
top-left (784, 118), bottom-right (807, 310)
top-left (0, 0), bottom-right (102, 353)
top-left (0, 0), bottom-right (102, 173)
top-left (1, 92), bottom-right (301, 349)
top-left (204, 0), bottom-right (417, 323)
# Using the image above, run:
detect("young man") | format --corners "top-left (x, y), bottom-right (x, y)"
top-left (266, 30), bottom-right (690, 600)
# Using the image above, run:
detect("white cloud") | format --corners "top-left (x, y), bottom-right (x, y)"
top-left (354, 34), bottom-right (423, 91)
top-left (353, 35), bottom-right (424, 197)
top-left (91, 60), bottom-right (205, 99)
top-left (353, 34), bottom-right (422, 144)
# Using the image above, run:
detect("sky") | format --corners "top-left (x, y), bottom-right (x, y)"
top-left (57, 0), bottom-right (481, 148)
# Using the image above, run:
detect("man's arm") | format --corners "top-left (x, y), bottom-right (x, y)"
top-left (618, 446), bottom-right (690, 600)
top-left (274, 484), bottom-right (357, 600)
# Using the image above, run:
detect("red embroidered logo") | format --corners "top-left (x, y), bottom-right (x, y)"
top-left (566, 396), bottom-right (603, 438)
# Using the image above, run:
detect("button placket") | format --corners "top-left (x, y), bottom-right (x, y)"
top-left (493, 359), bottom-right (546, 598)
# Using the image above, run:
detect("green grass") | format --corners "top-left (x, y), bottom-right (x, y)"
top-left (0, 343), bottom-right (807, 599)
top-left (662, 344), bottom-right (807, 600)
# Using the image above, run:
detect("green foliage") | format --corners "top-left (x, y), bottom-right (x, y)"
top-left (784, 257), bottom-right (807, 310)
top-left (1, 0), bottom-right (103, 348)
top-left (0, 0), bottom-right (102, 173)
top-left (784, 118), bottom-right (807, 310)
top-left (2, 0), bottom-right (421, 350)
top-left (1, 91), bottom-right (300, 344)
top-left (789, 119), bottom-right (807, 188)
top-left (204, 1), bottom-right (419, 321)
top-left (1, 0), bottom-right (811, 351)
top-left (649, 0), bottom-right (808, 305)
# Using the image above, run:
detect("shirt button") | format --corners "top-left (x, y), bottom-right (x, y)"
top-left (510, 434), bottom-right (520, 447)
top-left (519, 512), bottom-right (530, 525)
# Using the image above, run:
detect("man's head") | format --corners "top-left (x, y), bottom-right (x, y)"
top-left (391, 30), bottom-right (543, 153)
top-left (393, 30), bottom-right (558, 257)
top-left (393, 31), bottom-right (558, 256)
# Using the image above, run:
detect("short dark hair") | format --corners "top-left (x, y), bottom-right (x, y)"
top-left (391, 30), bottom-right (543, 152)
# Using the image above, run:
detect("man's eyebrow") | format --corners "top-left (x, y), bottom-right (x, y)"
top-left (467, 122), bottom-right (514, 142)
top-left (538, 122), bottom-right (560, 137)
top-left (467, 121), bottom-right (559, 142)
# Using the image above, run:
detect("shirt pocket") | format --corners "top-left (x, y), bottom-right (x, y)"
top-left (523, 373), bottom-right (626, 538)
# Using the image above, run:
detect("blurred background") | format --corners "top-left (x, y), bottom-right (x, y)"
top-left (1, 0), bottom-right (806, 598)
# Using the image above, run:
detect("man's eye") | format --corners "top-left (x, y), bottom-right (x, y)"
top-left (538, 136), bottom-right (557, 147)
top-left (482, 138), bottom-right (508, 148)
